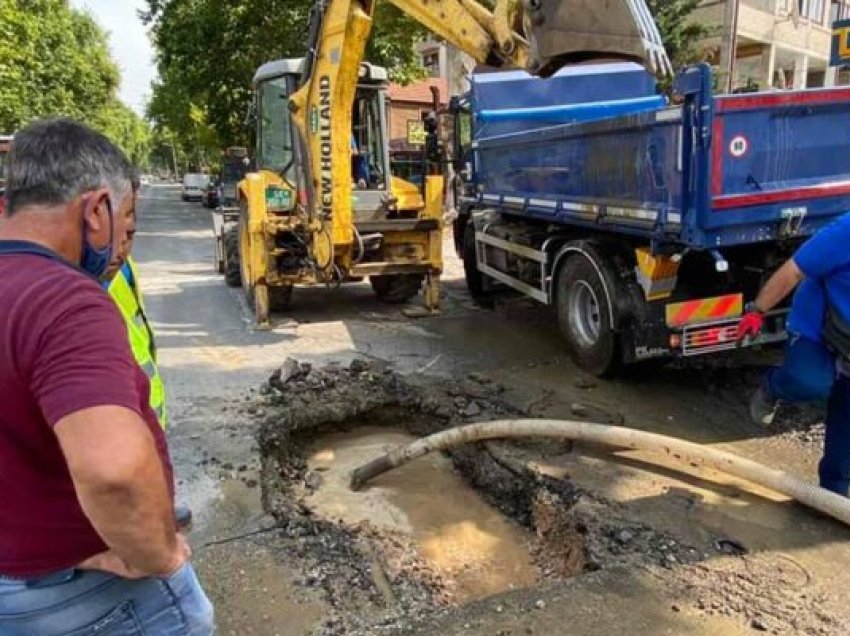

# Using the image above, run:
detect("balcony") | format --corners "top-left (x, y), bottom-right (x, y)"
top-left (696, 0), bottom-right (832, 57)
top-left (695, 0), bottom-right (835, 89)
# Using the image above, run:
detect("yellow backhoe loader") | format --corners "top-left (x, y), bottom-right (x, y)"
top-left (228, 0), bottom-right (671, 327)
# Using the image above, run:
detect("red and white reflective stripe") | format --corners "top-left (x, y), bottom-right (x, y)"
top-left (666, 294), bottom-right (743, 328)
top-left (711, 119), bottom-right (724, 196)
top-left (713, 180), bottom-right (850, 210)
top-left (716, 88), bottom-right (850, 112)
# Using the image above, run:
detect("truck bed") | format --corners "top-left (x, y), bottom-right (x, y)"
top-left (468, 64), bottom-right (850, 249)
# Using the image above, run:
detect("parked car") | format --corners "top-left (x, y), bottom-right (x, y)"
top-left (181, 173), bottom-right (209, 202)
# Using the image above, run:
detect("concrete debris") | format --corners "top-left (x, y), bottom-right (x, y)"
top-left (751, 617), bottom-right (768, 631)
top-left (279, 357), bottom-right (304, 384)
top-left (349, 358), bottom-right (370, 373)
top-left (305, 471), bottom-right (324, 491)
top-left (467, 372), bottom-right (492, 385)
top-left (569, 403), bottom-right (588, 418)
top-left (615, 529), bottom-right (634, 545)
top-left (574, 377), bottom-right (597, 390)
top-left (462, 402), bottom-right (482, 418)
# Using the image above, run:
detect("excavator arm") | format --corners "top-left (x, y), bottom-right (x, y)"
top-left (288, 0), bottom-right (671, 267)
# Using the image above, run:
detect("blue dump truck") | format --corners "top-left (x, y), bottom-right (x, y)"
top-left (452, 63), bottom-right (850, 375)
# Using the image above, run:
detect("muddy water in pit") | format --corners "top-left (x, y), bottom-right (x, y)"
top-left (304, 426), bottom-right (539, 602)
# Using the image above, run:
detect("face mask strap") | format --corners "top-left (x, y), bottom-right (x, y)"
top-left (79, 190), bottom-right (115, 278)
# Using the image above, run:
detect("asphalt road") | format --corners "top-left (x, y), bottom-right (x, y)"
top-left (132, 184), bottom-right (850, 635)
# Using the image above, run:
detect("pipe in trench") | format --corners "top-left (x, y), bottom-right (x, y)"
top-left (349, 419), bottom-right (850, 527)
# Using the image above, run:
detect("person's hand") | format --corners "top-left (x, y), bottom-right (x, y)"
top-left (77, 551), bottom-right (150, 579)
top-left (78, 533), bottom-right (191, 579)
top-left (737, 311), bottom-right (764, 341)
top-left (161, 532), bottom-right (192, 576)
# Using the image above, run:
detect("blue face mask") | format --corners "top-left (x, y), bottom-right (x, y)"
top-left (80, 195), bottom-right (114, 278)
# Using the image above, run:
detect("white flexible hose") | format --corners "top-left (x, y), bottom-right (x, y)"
top-left (350, 419), bottom-right (850, 526)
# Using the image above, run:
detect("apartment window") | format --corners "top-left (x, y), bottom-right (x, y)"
top-left (831, 0), bottom-right (850, 21)
top-left (798, 0), bottom-right (827, 23)
top-left (422, 51), bottom-right (440, 77)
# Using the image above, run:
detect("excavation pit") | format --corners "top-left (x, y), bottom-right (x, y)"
top-left (303, 425), bottom-right (539, 602)
top-left (254, 359), bottom-right (705, 633)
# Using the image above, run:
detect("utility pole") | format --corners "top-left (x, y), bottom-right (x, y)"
top-left (719, 0), bottom-right (741, 93)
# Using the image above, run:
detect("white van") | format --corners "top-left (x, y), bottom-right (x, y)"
top-left (181, 173), bottom-right (209, 202)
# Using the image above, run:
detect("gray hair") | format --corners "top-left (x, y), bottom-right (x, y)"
top-left (5, 118), bottom-right (136, 216)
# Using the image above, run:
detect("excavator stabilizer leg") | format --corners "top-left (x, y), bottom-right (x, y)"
top-left (522, 0), bottom-right (673, 78)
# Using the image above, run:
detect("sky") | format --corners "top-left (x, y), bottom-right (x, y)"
top-left (69, 0), bottom-right (157, 116)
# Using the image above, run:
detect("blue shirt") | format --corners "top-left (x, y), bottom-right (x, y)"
top-left (789, 212), bottom-right (850, 342)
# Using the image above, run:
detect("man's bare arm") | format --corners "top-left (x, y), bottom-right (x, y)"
top-left (753, 259), bottom-right (806, 313)
top-left (54, 405), bottom-right (183, 576)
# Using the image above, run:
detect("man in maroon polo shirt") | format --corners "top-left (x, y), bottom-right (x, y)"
top-left (0, 119), bottom-right (213, 635)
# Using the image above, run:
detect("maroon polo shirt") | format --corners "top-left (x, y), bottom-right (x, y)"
top-left (0, 247), bottom-right (173, 577)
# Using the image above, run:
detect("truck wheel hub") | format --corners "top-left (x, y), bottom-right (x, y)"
top-left (568, 281), bottom-right (602, 347)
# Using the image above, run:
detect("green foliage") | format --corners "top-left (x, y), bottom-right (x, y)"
top-left (0, 0), bottom-right (151, 164)
top-left (94, 101), bottom-right (153, 169)
top-left (646, 0), bottom-right (717, 71)
top-left (142, 0), bottom-right (428, 154)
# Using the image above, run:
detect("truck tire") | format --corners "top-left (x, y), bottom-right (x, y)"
top-left (556, 254), bottom-right (620, 377)
top-left (462, 223), bottom-right (489, 302)
top-left (370, 274), bottom-right (423, 304)
top-left (224, 227), bottom-right (241, 287)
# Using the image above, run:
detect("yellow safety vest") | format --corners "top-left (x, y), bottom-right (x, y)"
top-left (107, 258), bottom-right (167, 428)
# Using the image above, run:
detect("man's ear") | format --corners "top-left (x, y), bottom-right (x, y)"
top-left (81, 188), bottom-right (111, 233)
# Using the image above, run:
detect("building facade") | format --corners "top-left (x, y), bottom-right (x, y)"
top-left (697, 0), bottom-right (850, 90)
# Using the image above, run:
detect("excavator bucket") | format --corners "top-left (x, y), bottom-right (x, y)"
top-left (522, 0), bottom-right (673, 78)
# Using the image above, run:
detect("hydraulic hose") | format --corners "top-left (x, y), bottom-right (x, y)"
top-left (350, 419), bottom-right (850, 527)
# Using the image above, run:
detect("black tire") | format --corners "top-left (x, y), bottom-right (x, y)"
top-left (370, 274), bottom-right (424, 304)
top-left (462, 223), bottom-right (489, 303)
top-left (223, 227), bottom-right (241, 287)
top-left (555, 253), bottom-right (620, 377)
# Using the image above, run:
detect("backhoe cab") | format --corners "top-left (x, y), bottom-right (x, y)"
top-left (228, 58), bottom-right (442, 326)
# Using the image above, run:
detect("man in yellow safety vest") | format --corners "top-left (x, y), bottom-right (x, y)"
top-left (103, 185), bottom-right (167, 429)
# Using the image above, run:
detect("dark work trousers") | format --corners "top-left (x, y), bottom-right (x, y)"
top-left (765, 334), bottom-right (850, 495)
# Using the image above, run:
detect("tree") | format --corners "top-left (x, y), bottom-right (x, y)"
top-left (142, 0), bottom-right (428, 152)
top-left (95, 101), bottom-right (153, 169)
top-left (0, 0), bottom-right (118, 127)
top-left (0, 0), bottom-right (151, 163)
top-left (646, 0), bottom-right (717, 72)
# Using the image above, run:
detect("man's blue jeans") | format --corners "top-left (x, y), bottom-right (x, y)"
top-left (0, 562), bottom-right (214, 635)
top-left (765, 334), bottom-right (850, 495)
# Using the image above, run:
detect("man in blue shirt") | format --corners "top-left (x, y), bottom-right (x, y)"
top-left (351, 133), bottom-right (369, 188)
top-left (738, 212), bottom-right (850, 495)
